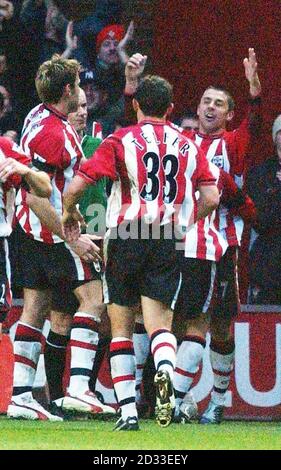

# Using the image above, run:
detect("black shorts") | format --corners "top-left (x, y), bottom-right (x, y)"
top-left (16, 225), bottom-right (101, 290)
top-left (8, 228), bottom-right (23, 299)
top-left (103, 224), bottom-right (180, 307)
top-left (212, 246), bottom-right (239, 317)
top-left (174, 257), bottom-right (216, 318)
top-left (0, 238), bottom-right (12, 322)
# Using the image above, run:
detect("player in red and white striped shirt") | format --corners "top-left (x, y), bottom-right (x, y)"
top-left (63, 75), bottom-right (219, 430)
top-left (17, 101), bottom-right (83, 244)
top-left (174, 48), bottom-right (261, 424)
top-left (173, 165), bottom-right (256, 422)
top-left (8, 55), bottom-right (115, 423)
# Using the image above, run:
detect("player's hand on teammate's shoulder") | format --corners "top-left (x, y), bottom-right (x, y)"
top-left (243, 47), bottom-right (261, 98)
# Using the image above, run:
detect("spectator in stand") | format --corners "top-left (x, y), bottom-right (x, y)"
top-left (178, 110), bottom-right (199, 131)
top-left (70, 0), bottom-right (123, 69)
top-left (20, 0), bottom-right (68, 61)
top-left (0, 1), bottom-right (28, 124)
top-left (79, 22), bottom-right (134, 136)
top-left (80, 68), bottom-right (127, 137)
top-left (246, 115), bottom-right (281, 304)
top-left (0, 86), bottom-right (20, 139)
top-left (0, 0), bottom-right (14, 32)
top-left (95, 22), bottom-right (134, 102)
top-left (0, 48), bottom-right (10, 90)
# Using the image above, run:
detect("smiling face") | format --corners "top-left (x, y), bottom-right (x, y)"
top-left (197, 87), bottom-right (234, 135)
top-left (98, 38), bottom-right (119, 65)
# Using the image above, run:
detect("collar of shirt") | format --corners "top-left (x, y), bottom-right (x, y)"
top-left (139, 119), bottom-right (167, 126)
top-left (44, 103), bottom-right (68, 121)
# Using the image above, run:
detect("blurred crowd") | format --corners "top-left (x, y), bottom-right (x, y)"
top-left (0, 0), bottom-right (132, 140)
top-left (0, 0), bottom-right (280, 305)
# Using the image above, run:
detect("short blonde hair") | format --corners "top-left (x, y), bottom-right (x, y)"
top-left (35, 54), bottom-right (80, 104)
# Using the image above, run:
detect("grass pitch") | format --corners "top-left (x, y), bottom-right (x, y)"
top-left (0, 416), bottom-right (280, 450)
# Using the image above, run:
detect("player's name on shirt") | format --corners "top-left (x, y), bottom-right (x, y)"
top-left (129, 129), bottom-right (190, 156)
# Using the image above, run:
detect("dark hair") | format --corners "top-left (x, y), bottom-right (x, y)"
top-left (204, 85), bottom-right (235, 111)
top-left (178, 109), bottom-right (198, 122)
top-left (35, 54), bottom-right (80, 104)
top-left (134, 75), bottom-right (173, 118)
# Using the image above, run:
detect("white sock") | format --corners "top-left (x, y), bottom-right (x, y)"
top-left (12, 322), bottom-right (42, 398)
top-left (210, 340), bottom-right (235, 405)
top-left (174, 335), bottom-right (205, 408)
top-left (133, 323), bottom-right (150, 404)
top-left (68, 312), bottom-right (99, 395)
top-left (110, 337), bottom-right (137, 420)
top-left (151, 329), bottom-right (177, 381)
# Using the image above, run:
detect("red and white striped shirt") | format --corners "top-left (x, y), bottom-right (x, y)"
top-left (78, 120), bottom-right (216, 229)
top-left (16, 103), bottom-right (83, 244)
top-left (181, 105), bottom-right (258, 247)
top-left (0, 138), bottom-right (30, 237)
top-left (183, 164), bottom-right (228, 261)
top-left (192, 130), bottom-right (245, 247)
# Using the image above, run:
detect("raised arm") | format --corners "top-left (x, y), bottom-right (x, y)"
top-left (243, 47), bottom-right (261, 98)
top-left (117, 20), bottom-right (135, 65)
top-left (61, 21), bottom-right (78, 59)
top-left (124, 52), bottom-right (147, 95)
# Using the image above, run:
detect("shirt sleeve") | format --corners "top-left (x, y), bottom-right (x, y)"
top-left (227, 97), bottom-right (262, 175)
top-left (0, 138), bottom-right (30, 166)
top-left (28, 128), bottom-right (69, 176)
top-left (220, 169), bottom-right (257, 223)
top-left (0, 138), bottom-right (29, 188)
top-left (194, 146), bottom-right (217, 187)
top-left (77, 136), bottom-right (119, 184)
